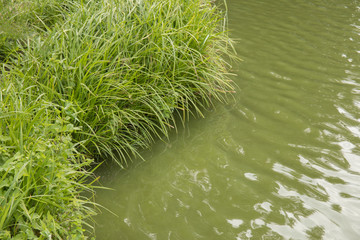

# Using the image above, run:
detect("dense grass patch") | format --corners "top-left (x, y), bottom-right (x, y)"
top-left (0, 0), bottom-right (235, 238)
top-left (0, 78), bottom-right (96, 239)
top-left (17, 0), bottom-right (236, 165)
top-left (0, 0), bottom-right (79, 62)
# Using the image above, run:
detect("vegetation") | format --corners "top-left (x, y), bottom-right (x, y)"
top-left (0, 0), bottom-right (235, 238)
top-left (0, 83), bottom-right (96, 239)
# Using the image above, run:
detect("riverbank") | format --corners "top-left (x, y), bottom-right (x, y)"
top-left (0, 0), bottom-right (235, 238)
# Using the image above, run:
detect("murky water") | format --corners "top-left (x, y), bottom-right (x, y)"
top-left (94, 0), bottom-right (360, 239)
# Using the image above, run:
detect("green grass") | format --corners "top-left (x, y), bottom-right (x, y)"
top-left (0, 0), bottom-right (236, 238)
top-left (0, 0), bottom-right (78, 61)
top-left (0, 78), bottom-right (96, 239)
top-left (17, 0), bottom-right (236, 166)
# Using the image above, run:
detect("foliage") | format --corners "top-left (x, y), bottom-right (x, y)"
top-left (0, 0), bottom-right (77, 62)
top-left (0, 80), bottom-right (96, 239)
top-left (16, 0), bottom-right (236, 166)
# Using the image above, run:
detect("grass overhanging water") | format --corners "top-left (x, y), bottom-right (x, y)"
top-left (0, 0), bottom-right (236, 238)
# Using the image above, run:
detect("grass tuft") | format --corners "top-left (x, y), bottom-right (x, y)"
top-left (16, 0), bottom-right (236, 166)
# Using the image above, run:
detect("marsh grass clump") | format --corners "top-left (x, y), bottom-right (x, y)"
top-left (18, 0), bottom-right (236, 166)
top-left (1, 0), bottom-right (236, 238)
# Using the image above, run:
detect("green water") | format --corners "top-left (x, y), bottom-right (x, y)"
top-left (94, 0), bottom-right (360, 239)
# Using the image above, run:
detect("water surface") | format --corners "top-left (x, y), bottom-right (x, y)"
top-left (95, 0), bottom-right (360, 239)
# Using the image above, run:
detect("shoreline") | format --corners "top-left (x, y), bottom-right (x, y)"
top-left (0, 0), bottom-right (235, 238)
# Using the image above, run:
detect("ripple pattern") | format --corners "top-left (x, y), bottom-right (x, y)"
top-left (95, 1), bottom-right (360, 239)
